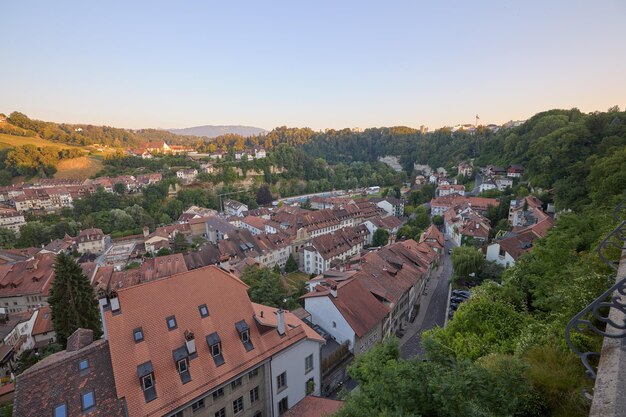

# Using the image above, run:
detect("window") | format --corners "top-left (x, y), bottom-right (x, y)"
top-left (79, 359), bottom-right (89, 371)
top-left (166, 315), bottom-right (177, 330)
top-left (198, 304), bottom-right (209, 318)
top-left (133, 327), bottom-right (144, 343)
top-left (213, 387), bottom-right (224, 399)
top-left (233, 396), bottom-right (244, 414)
top-left (215, 408), bottom-right (226, 417)
top-left (231, 377), bottom-right (242, 389)
top-left (54, 404), bottom-right (67, 417)
top-left (241, 329), bottom-right (250, 343)
top-left (250, 386), bottom-right (259, 403)
top-left (172, 412), bottom-right (183, 417)
top-left (277, 371), bottom-right (287, 391)
top-left (206, 331), bottom-right (224, 367)
top-left (177, 358), bottom-right (188, 374)
top-left (249, 367), bottom-right (259, 378)
top-left (305, 354), bottom-right (313, 373)
top-left (332, 321), bottom-right (336, 328)
top-left (278, 397), bottom-right (289, 415)
top-left (192, 398), bottom-right (205, 412)
top-left (81, 391), bottom-right (95, 410)
top-left (142, 374), bottom-right (154, 390)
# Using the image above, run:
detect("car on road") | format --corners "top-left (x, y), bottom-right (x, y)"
top-left (448, 248), bottom-right (453, 254)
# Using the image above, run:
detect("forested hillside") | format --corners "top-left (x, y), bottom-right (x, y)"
top-left (331, 109), bottom-right (626, 417)
top-left (0, 112), bottom-right (205, 147)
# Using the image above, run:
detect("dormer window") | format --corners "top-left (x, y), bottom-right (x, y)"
top-left (235, 320), bottom-right (254, 352)
top-left (137, 361), bottom-right (157, 403)
top-left (212, 342), bottom-right (221, 356)
top-left (206, 332), bottom-right (224, 366)
top-left (142, 374), bottom-right (154, 390)
top-left (177, 358), bottom-right (188, 374)
top-left (173, 346), bottom-right (191, 384)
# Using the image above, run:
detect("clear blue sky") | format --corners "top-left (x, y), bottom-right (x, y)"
top-left (1, 1), bottom-right (625, 131)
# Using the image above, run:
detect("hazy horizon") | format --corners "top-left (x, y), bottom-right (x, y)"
top-left (2, 1), bottom-right (625, 131)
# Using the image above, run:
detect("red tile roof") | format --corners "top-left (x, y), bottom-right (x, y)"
top-left (0, 252), bottom-right (56, 297)
top-left (32, 306), bottom-right (54, 336)
top-left (13, 338), bottom-right (125, 417)
top-left (282, 396), bottom-right (344, 417)
top-left (104, 265), bottom-right (322, 417)
top-left (302, 278), bottom-right (389, 337)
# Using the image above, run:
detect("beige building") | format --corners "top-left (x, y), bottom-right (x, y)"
top-left (76, 228), bottom-right (107, 254)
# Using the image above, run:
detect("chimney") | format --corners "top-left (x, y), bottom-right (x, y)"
top-left (276, 309), bottom-right (285, 336)
top-left (143, 226), bottom-right (150, 238)
top-left (329, 283), bottom-right (338, 298)
top-left (110, 290), bottom-right (120, 313)
top-left (185, 330), bottom-right (196, 355)
top-left (66, 328), bottom-right (94, 352)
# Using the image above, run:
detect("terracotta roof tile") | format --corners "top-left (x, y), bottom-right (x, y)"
top-left (282, 396), bottom-right (344, 417)
top-left (104, 265), bottom-right (322, 417)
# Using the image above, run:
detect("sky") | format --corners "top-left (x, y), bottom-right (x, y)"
top-left (1, 1), bottom-right (625, 131)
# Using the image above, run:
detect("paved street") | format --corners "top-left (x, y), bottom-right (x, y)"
top-left (399, 240), bottom-right (454, 359)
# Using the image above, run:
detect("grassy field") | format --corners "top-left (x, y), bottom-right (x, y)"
top-left (283, 271), bottom-right (310, 294)
top-left (55, 156), bottom-right (103, 179)
top-left (0, 133), bottom-right (84, 150)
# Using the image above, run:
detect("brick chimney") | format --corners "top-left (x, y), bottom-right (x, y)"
top-left (66, 328), bottom-right (94, 352)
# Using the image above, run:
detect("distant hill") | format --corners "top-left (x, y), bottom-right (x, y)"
top-left (169, 125), bottom-right (267, 138)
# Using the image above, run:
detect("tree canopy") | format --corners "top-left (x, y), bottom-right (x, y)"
top-left (48, 253), bottom-right (102, 347)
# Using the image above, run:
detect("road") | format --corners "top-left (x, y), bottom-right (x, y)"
top-left (469, 173), bottom-right (483, 196)
top-left (399, 240), bottom-right (454, 359)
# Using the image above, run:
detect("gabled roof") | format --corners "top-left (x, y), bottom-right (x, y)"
top-left (303, 278), bottom-right (389, 337)
top-left (104, 266), bottom-right (322, 417)
top-left (420, 224), bottom-right (444, 247)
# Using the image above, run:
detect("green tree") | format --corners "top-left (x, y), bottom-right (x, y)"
top-left (156, 247), bottom-right (172, 257)
top-left (301, 198), bottom-right (312, 210)
top-left (337, 340), bottom-right (543, 417)
top-left (241, 266), bottom-right (287, 308)
top-left (372, 228), bottom-right (389, 247)
top-left (17, 221), bottom-right (50, 247)
top-left (113, 182), bottom-right (126, 194)
top-left (48, 253), bottom-right (102, 348)
top-left (256, 185), bottom-right (273, 205)
top-left (172, 233), bottom-right (189, 253)
top-left (284, 254), bottom-right (298, 273)
top-left (432, 214), bottom-right (444, 226)
top-left (0, 228), bottom-right (16, 249)
top-left (451, 246), bottom-right (485, 281)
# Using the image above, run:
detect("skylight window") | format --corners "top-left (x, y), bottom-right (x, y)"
top-left (133, 327), bottom-right (144, 343)
top-left (166, 315), bottom-right (177, 330)
top-left (198, 304), bottom-right (209, 318)
top-left (81, 391), bottom-right (95, 410)
top-left (79, 359), bottom-right (89, 371)
top-left (54, 404), bottom-right (67, 417)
